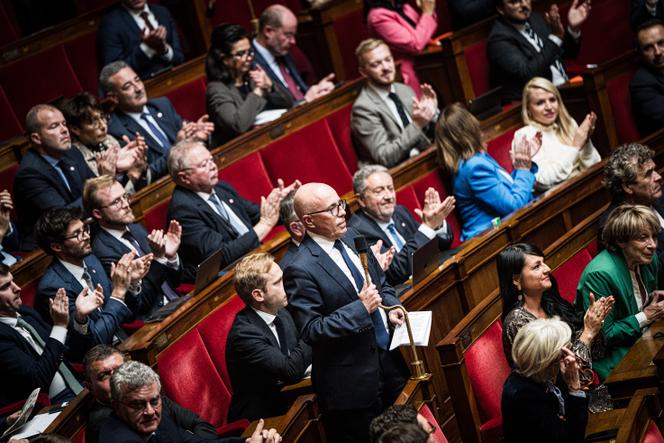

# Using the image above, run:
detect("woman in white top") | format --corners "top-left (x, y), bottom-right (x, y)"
top-left (512, 77), bottom-right (601, 192)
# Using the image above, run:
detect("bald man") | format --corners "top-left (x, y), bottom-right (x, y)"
top-left (283, 183), bottom-right (408, 443)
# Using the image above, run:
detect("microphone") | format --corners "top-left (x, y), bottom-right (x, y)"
top-left (354, 236), bottom-right (372, 285)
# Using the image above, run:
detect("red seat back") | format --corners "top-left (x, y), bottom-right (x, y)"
top-left (325, 104), bottom-right (358, 173)
top-left (644, 420), bottom-right (664, 443)
top-left (487, 128), bottom-right (516, 173)
top-left (0, 3), bottom-right (19, 47)
top-left (143, 198), bottom-right (171, 232)
top-left (395, 186), bottom-right (421, 215)
top-left (219, 152), bottom-right (273, 205)
top-left (420, 404), bottom-right (449, 443)
top-left (465, 39), bottom-right (490, 97)
top-left (552, 248), bottom-right (592, 304)
top-left (464, 320), bottom-right (510, 427)
top-left (410, 171), bottom-right (462, 248)
top-left (606, 70), bottom-right (640, 144)
top-left (64, 32), bottom-right (99, 94)
top-left (331, 8), bottom-right (369, 81)
top-left (166, 77), bottom-right (207, 122)
top-left (19, 279), bottom-right (38, 307)
top-left (72, 427), bottom-right (86, 443)
top-left (0, 86), bottom-right (23, 142)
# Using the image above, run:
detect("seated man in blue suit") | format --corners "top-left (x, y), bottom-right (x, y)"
top-left (349, 165), bottom-right (456, 286)
top-left (97, 0), bottom-right (184, 79)
top-left (34, 208), bottom-right (143, 354)
top-left (84, 176), bottom-right (184, 319)
top-left (100, 61), bottom-right (213, 180)
top-left (13, 104), bottom-right (96, 250)
top-left (253, 4), bottom-right (335, 104)
top-left (284, 182), bottom-right (409, 443)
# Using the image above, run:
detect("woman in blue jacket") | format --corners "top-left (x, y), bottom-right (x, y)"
top-left (435, 103), bottom-right (537, 241)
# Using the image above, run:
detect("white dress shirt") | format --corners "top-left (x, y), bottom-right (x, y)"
top-left (124, 4), bottom-right (174, 61)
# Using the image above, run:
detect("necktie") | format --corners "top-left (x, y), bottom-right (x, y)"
top-left (82, 267), bottom-right (95, 292)
top-left (387, 92), bottom-right (410, 128)
top-left (208, 193), bottom-right (244, 237)
top-left (139, 11), bottom-right (155, 31)
top-left (140, 113), bottom-right (171, 151)
top-left (276, 57), bottom-right (305, 101)
top-left (16, 317), bottom-right (84, 395)
top-left (546, 381), bottom-right (566, 418)
top-left (386, 223), bottom-right (405, 251)
top-left (273, 315), bottom-right (289, 355)
top-left (83, 266), bottom-right (128, 342)
top-left (524, 23), bottom-right (568, 81)
top-left (333, 240), bottom-right (390, 350)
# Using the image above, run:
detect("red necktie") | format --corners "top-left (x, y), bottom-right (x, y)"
top-left (139, 11), bottom-right (155, 31)
top-left (276, 58), bottom-right (304, 101)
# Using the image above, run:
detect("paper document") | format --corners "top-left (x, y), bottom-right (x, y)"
top-left (9, 411), bottom-right (61, 439)
top-left (1, 387), bottom-right (40, 439)
top-left (254, 109), bottom-right (288, 125)
top-left (389, 311), bottom-right (432, 351)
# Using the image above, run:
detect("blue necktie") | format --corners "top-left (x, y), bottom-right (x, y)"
top-left (141, 112), bottom-right (171, 150)
top-left (386, 223), bottom-right (405, 251)
top-left (333, 240), bottom-right (390, 350)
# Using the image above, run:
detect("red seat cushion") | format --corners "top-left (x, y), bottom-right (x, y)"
top-left (331, 8), bottom-right (370, 81)
top-left (0, 162), bottom-right (19, 197)
top-left (0, 46), bottom-right (82, 121)
top-left (0, 86), bottom-right (23, 142)
top-left (64, 31), bottom-right (99, 94)
top-left (553, 248), bottom-right (592, 304)
top-left (464, 320), bottom-right (510, 426)
top-left (325, 104), bottom-right (358, 173)
top-left (260, 120), bottom-right (353, 193)
top-left (219, 153), bottom-right (273, 205)
top-left (487, 128), bottom-right (517, 173)
top-left (419, 404), bottom-right (449, 443)
top-left (166, 77), bottom-right (207, 123)
top-left (465, 39), bottom-right (489, 97)
top-left (644, 420), bottom-right (664, 443)
top-left (410, 171), bottom-right (462, 248)
top-left (606, 70), bottom-right (640, 144)
top-left (143, 198), bottom-right (171, 232)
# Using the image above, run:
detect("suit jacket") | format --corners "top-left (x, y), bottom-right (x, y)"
top-left (0, 307), bottom-right (90, 407)
top-left (448, 0), bottom-right (494, 29)
top-left (283, 229), bottom-right (408, 411)
top-left (36, 255), bottom-right (133, 349)
top-left (630, 64), bottom-right (664, 136)
top-left (167, 181), bottom-right (260, 282)
top-left (99, 413), bottom-right (244, 443)
top-left (278, 241), bottom-right (300, 270)
top-left (502, 373), bottom-right (588, 443)
top-left (631, 0), bottom-right (664, 28)
top-left (206, 80), bottom-right (293, 147)
top-left (454, 152), bottom-right (536, 241)
top-left (226, 306), bottom-right (312, 422)
top-left (91, 224), bottom-right (182, 318)
top-left (252, 41), bottom-right (309, 101)
top-left (107, 97), bottom-right (183, 180)
top-left (348, 205), bottom-right (453, 285)
top-left (487, 13), bottom-right (581, 103)
top-left (351, 82), bottom-right (432, 168)
top-left (575, 249), bottom-right (659, 380)
top-left (13, 148), bottom-right (95, 251)
top-left (97, 4), bottom-right (184, 79)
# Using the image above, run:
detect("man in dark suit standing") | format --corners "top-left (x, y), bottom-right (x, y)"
top-left (226, 252), bottom-right (311, 422)
top-left (278, 190), bottom-right (305, 270)
top-left (284, 182), bottom-right (409, 443)
top-left (630, 19), bottom-right (664, 135)
top-left (349, 165), bottom-right (456, 286)
top-left (13, 104), bottom-right (96, 250)
top-left (34, 208), bottom-right (141, 353)
top-left (167, 140), bottom-right (296, 281)
top-left (101, 61), bottom-right (213, 180)
top-left (253, 4), bottom-right (335, 104)
top-left (97, 0), bottom-right (184, 79)
top-left (0, 263), bottom-right (100, 407)
top-left (487, 0), bottom-right (590, 103)
top-left (84, 176), bottom-right (183, 319)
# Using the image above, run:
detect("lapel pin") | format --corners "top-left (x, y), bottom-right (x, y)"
top-left (91, 269), bottom-right (96, 274)
top-left (401, 222), bottom-right (406, 227)
top-left (70, 166), bottom-right (75, 171)
top-left (229, 199), bottom-right (234, 204)
top-left (157, 112), bottom-right (163, 118)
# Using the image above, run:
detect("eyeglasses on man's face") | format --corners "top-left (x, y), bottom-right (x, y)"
top-left (100, 193), bottom-right (132, 210)
top-left (63, 224), bottom-right (91, 242)
top-left (306, 199), bottom-right (347, 217)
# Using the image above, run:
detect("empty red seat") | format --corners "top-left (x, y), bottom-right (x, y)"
top-left (166, 77), bottom-right (207, 123)
top-left (487, 128), bottom-right (517, 173)
top-left (552, 248), bottom-right (592, 304)
top-left (0, 86), bottom-right (23, 142)
top-left (0, 162), bottom-right (19, 201)
top-left (644, 420), bottom-right (664, 443)
top-left (143, 198), bottom-right (171, 232)
top-left (331, 8), bottom-right (370, 81)
top-left (395, 185), bottom-right (421, 215)
top-left (325, 104), bottom-right (358, 173)
top-left (606, 70), bottom-right (640, 144)
top-left (64, 31), bottom-right (99, 94)
top-left (465, 39), bottom-right (489, 97)
top-left (219, 152), bottom-right (273, 205)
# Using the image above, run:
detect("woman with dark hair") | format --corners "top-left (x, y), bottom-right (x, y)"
top-left (364, 0), bottom-right (438, 96)
top-left (206, 23), bottom-right (293, 146)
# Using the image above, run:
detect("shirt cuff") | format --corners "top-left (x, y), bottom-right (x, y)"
top-left (50, 325), bottom-right (68, 344)
top-left (548, 34), bottom-right (563, 46)
top-left (568, 390), bottom-right (586, 398)
top-left (110, 296), bottom-right (128, 308)
top-left (636, 311), bottom-right (649, 328)
top-left (418, 223), bottom-right (436, 239)
top-left (567, 26), bottom-right (581, 39)
top-left (72, 317), bottom-right (89, 335)
top-left (140, 42), bottom-right (157, 58)
top-left (155, 254), bottom-right (179, 268)
top-left (161, 45), bottom-right (174, 61)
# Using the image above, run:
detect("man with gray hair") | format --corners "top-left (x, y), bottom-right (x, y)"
top-left (349, 165), bottom-right (455, 285)
top-left (278, 190), bottom-right (305, 269)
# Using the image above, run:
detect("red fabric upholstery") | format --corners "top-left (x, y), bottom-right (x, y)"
top-left (332, 8), bottom-right (370, 81)
top-left (219, 152), bottom-right (273, 205)
top-left (64, 32), bottom-right (99, 94)
top-left (143, 198), bottom-right (171, 232)
top-left (419, 404), bottom-right (449, 443)
top-left (166, 77), bottom-right (207, 123)
top-left (486, 128), bottom-right (517, 173)
top-left (0, 46), bottom-right (82, 120)
top-left (464, 40), bottom-right (489, 97)
top-left (644, 420), bottom-right (664, 443)
top-left (72, 427), bottom-right (86, 443)
top-left (209, 0), bottom-right (302, 29)
top-left (0, 162), bottom-right (19, 197)
top-left (586, 240), bottom-right (598, 258)
top-left (395, 186), bottom-right (421, 215)
top-left (260, 120), bottom-right (353, 192)
top-left (20, 279), bottom-right (38, 307)
top-left (410, 171), bottom-right (462, 247)
top-left (464, 320), bottom-right (510, 427)
top-left (215, 419), bottom-right (251, 437)
top-left (0, 86), bottom-right (22, 142)
top-left (606, 70), bottom-right (641, 144)
top-left (0, 3), bottom-right (19, 47)
top-left (553, 248), bottom-right (592, 304)
top-left (0, 393), bottom-right (49, 416)
top-left (325, 104), bottom-right (358, 173)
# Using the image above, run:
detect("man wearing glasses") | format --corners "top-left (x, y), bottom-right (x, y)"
top-left (284, 182), bottom-right (409, 443)
top-left (167, 140), bottom-right (298, 281)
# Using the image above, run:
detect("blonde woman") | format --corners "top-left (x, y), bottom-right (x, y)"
top-left (512, 77), bottom-right (601, 191)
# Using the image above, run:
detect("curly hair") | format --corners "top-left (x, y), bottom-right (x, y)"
top-left (602, 143), bottom-right (654, 200)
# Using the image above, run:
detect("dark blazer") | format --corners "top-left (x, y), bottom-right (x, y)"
top-left (91, 224), bottom-right (182, 318)
top-left (487, 13), bottom-right (581, 103)
top-left (502, 373), bottom-right (588, 443)
top-left (227, 306), bottom-right (311, 422)
top-left (252, 41), bottom-right (309, 101)
top-left (278, 241), bottom-right (300, 270)
top-left (99, 413), bottom-right (244, 443)
top-left (631, 0), bottom-right (664, 28)
top-left (36, 255), bottom-right (133, 349)
top-left (97, 4), bottom-right (184, 79)
top-left (283, 228), bottom-right (408, 411)
top-left (348, 205), bottom-right (453, 285)
top-left (13, 148), bottom-right (95, 251)
top-left (167, 181), bottom-right (260, 282)
top-left (630, 64), bottom-right (664, 136)
top-left (0, 307), bottom-right (90, 407)
top-left (448, 0), bottom-right (494, 29)
top-left (107, 97), bottom-right (183, 180)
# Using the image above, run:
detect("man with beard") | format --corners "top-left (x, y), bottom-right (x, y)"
top-left (487, 0), bottom-right (591, 103)
top-left (630, 19), bottom-right (664, 135)
top-left (351, 39), bottom-right (438, 168)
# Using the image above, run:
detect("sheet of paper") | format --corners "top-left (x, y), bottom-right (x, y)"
top-left (10, 411), bottom-right (61, 439)
top-left (1, 387), bottom-right (40, 439)
top-left (254, 109), bottom-right (288, 125)
top-left (389, 311), bottom-right (432, 351)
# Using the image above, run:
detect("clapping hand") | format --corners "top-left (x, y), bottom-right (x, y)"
top-left (371, 239), bottom-right (395, 272)
top-left (511, 135), bottom-right (534, 170)
top-left (567, 0), bottom-right (591, 32)
top-left (544, 4), bottom-right (565, 38)
top-left (148, 220), bottom-right (181, 259)
top-left (560, 346), bottom-right (582, 391)
top-left (580, 292), bottom-right (614, 344)
top-left (49, 287), bottom-right (70, 327)
top-left (0, 189), bottom-right (13, 240)
top-left (249, 65), bottom-right (273, 95)
top-left (415, 188), bottom-right (455, 230)
top-left (74, 286), bottom-right (104, 322)
top-left (572, 112), bottom-right (597, 148)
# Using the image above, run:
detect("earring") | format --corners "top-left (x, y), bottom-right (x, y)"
top-left (517, 287), bottom-right (523, 302)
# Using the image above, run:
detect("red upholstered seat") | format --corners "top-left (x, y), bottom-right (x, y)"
top-left (464, 320), bottom-right (510, 433)
top-left (419, 404), bottom-right (449, 443)
top-left (19, 279), bottom-right (38, 307)
top-left (219, 152), bottom-right (273, 205)
top-left (325, 104), bottom-right (358, 173)
top-left (487, 128), bottom-right (517, 173)
top-left (410, 171), bottom-right (462, 248)
top-left (553, 248), bottom-right (592, 304)
top-left (143, 198), bottom-right (171, 232)
top-left (465, 40), bottom-right (489, 97)
top-left (395, 186), bottom-right (421, 215)
top-left (0, 46), bottom-right (82, 121)
top-left (0, 86), bottom-right (23, 142)
top-left (260, 120), bottom-right (353, 192)
top-left (64, 32), bottom-right (99, 94)
top-left (72, 427), bottom-right (86, 443)
top-left (331, 8), bottom-right (370, 81)
top-left (606, 70), bottom-right (640, 144)
top-left (644, 420), bottom-right (664, 443)
top-left (0, 3), bottom-right (19, 47)
top-left (586, 240), bottom-right (598, 258)
top-left (166, 77), bottom-right (207, 123)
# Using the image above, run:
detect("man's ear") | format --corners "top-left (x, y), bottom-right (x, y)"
top-left (50, 242), bottom-right (63, 254)
top-left (251, 288), bottom-right (264, 304)
top-left (301, 214), bottom-right (315, 229)
top-left (357, 193), bottom-right (367, 209)
top-left (91, 208), bottom-right (103, 221)
top-left (358, 63), bottom-right (367, 79)
top-left (622, 182), bottom-right (634, 196)
top-left (29, 132), bottom-right (41, 146)
top-left (177, 171), bottom-right (190, 186)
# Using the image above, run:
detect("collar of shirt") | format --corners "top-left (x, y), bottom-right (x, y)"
top-left (103, 226), bottom-right (130, 242)
top-left (308, 231), bottom-right (337, 255)
top-left (368, 82), bottom-right (396, 102)
top-left (365, 211), bottom-right (393, 231)
top-left (125, 106), bottom-right (150, 122)
top-left (253, 38), bottom-right (287, 85)
top-left (40, 153), bottom-right (62, 167)
top-left (123, 3), bottom-right (151, 19)
top-left (252, 307), bottom-right (277, 326)
top-left (195, 190), bottom-right (214, 201)
top-left (0, 313), bottom-right (18, 328)
top-left (59, 258), bottom-right (87, 283)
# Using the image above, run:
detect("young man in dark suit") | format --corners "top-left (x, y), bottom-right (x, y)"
top-left (630, 19), bottom-right (664, 135)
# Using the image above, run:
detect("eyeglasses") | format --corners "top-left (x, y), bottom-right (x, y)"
top-left (84, 114), bottom-right (109, 130)
top-left (100, 193), bottom-right (132, 210)
top-left (184, 156), bottom-right (215, 171)
top-left (63, 224), bottom-right (90, 242)
top-left (123, 394), bottom-right (161, 412)
top-left (229, 49), bottom-right (254, 60)
top-left (306, 199), bottom-right (347, 217)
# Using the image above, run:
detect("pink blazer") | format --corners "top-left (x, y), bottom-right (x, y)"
top-left (367, 4), bottom-right (437, 96)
